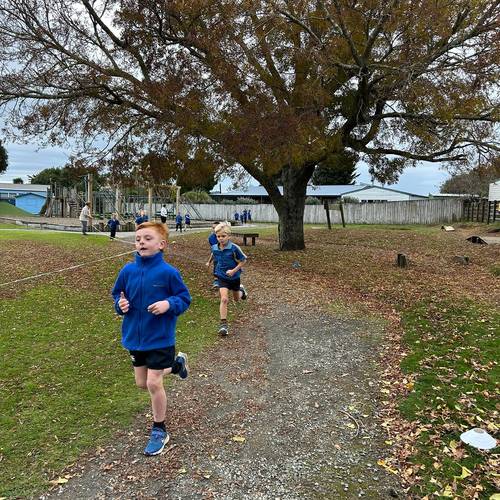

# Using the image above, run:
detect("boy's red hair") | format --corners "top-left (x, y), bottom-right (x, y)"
top-left (137, 221), bottom-right (169, 241)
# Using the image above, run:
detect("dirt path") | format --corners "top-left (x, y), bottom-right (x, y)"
top-left (42, 258), bottom-right (402, 500)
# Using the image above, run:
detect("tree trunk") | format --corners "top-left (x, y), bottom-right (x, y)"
top-left (275, 166), bottom-right (310, 251)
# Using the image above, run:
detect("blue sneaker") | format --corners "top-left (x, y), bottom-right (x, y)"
top-left (144, 427), bottom-right (170, 456)
top-left (240, 285), bottom-right (248, 300)
top-left (176, 352), bottom-right (189, 380)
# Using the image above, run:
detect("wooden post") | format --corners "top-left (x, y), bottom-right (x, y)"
top-left (87, 172), bottom-right (93, 210)
top-left (339, 200), bottom-right (346, 228)
top-left (323, 200), bottom-right (331, 230)
top-left (176, 185), bottom-right (181, 215)
top-left (397, 253), bottom-right (409, 268)
top-left (115, 185), bottom-right (121, 216)
top-left (148, 184), bottom-right (153, 220)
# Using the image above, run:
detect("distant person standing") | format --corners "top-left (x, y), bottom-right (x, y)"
top-left (108, 213), bottom-right (120, 240)
top-left (160, 205), bottom-right (168, 224)
top-left (234, 211), bottom-right (239, 223)
top-left (242, 209), bottom-right (247, 224)
top-left (247, 209), bottom-right (252, 222)
top-left (79, 202), bottom-right (92, 235)
top-left (175, 213), bottom-right (183, 232)
top-left (184, 213), bottom-right (191, 230)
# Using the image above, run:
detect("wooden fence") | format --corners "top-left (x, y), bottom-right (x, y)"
top-left (463, 200), bottom-right (498, 224)
top-left (184, 198), bottom-right (465, 225)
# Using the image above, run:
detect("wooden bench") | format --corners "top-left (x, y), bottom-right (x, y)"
top-left (232, 232), bottom-right (259, 246)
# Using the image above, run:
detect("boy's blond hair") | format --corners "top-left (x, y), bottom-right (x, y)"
top-left (214, 222), bottom-right (231, 235)
top-left (137, 221), bottom-right (169, 241)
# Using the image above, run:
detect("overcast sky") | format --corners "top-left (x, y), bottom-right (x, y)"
top-left (0, 141), bottom-right (451, 195)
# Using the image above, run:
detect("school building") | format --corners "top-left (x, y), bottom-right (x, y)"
top-left (0, 182), bottom-right (49, 214)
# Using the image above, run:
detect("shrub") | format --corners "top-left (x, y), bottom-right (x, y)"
top-left (342, 196), bottom-right (360, 204)
top-left (305, 196), bottom-right (321, 205)
top-left (235, 197), bottom-right (258, 204)
top-left (182, 190), bottom-right (215, 203)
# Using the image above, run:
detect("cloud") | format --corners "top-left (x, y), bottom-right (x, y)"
top-left (0, 142), bottom-right (70, 182)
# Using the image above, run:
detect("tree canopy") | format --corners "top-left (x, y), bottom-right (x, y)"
top-left (30, 163), bottom-right (105, 191)
top-left (312, 151), bottom-right (359, 185)
top-left (0, 140), bottom-right (7, 175)
top-left (0, 1), bottom-right (498, 249)
top-left (440, 157), bottom-right (500, 197)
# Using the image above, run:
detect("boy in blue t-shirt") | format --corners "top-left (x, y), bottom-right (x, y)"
top-left (175, 213), bottom-right (183, 232)
top-left (184, 213), bottom-right (191, 230)
top-left (210, 223), bottom-right (248, 336)
top-left (112, 222), bottom-right (191, 456)
top-left (135, 209), bottom-right (148, 228)
top-left (107, 213), bottom-right (120, 240)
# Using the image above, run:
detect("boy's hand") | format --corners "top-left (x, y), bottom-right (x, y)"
top-left (205, 261), bottom-right (211, 267)
top-left (118, 291), bottom-right (130, 313)
top-left (226, 268), bottom-right (236, 277)
top-left (147, 300), bottom-right (170, 315)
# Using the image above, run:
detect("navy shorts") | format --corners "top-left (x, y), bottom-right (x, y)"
top-left (217, 277), bottom-right (241, 291)
top-left (129, 347), bottom-right (175, 370)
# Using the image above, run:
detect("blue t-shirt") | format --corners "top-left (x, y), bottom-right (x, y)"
top-left (108, 218), bottom-right (120, 230)
top-left (208, 233), bottom-right (218, 246)
top-left (175, 214), bottom-right (182, 224)
top-left (135, 215), bottom-right (148, 225)
top-left (211, 241), bottom-right (247, 281)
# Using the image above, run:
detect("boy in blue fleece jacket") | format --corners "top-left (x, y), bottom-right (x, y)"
top-left (112, 222), bottom-right (191, 456)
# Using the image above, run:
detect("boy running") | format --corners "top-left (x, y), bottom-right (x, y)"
top-left (112, 222), bottom-right (191, 455)
top-left (210, 223), bottom-right (248, 336)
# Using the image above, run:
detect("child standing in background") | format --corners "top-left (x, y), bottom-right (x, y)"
top-left (108, 213), bottom-right (120, 240)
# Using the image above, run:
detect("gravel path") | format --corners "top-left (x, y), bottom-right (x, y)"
top-left (42, 257), bottom-right (402, 499)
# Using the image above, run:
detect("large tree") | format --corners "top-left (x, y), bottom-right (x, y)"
top-left (0, 1), bottom-right (498, 249)
top-left (0, 140), bottom-right (7, 175)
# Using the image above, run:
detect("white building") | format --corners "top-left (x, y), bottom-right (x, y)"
top-left (488, 180), bottom-right (500, 201)
top-left (211, 184), bottom-right (427, 203)
top-left (340, 185), bottom-right (427, 202)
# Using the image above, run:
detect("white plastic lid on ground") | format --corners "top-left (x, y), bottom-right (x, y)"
top-left (460, 428), bottom-right (497, 450)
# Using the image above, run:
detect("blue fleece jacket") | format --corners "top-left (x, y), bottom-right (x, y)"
top-left (111, 251), bottom-right (191, 350)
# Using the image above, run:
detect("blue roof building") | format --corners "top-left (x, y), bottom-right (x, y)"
top-left (0, 183), bottom-right (49, 214)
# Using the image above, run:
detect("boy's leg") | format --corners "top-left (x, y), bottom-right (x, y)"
top-left (147, 369), bottom-right (167, 422)
top-left (144, 368), bottom-right (170, 456)
top-left (218, 287), bottom-right (229, 335)
top-left (133, 366), bottom-right (148, 390)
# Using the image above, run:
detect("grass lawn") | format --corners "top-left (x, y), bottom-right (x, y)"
top-left (178, 222), bottom-right (499, 498)
top-left (0, 230), bottom-right (221, 497)
top-left (0, 200), bottom-right (33, 217)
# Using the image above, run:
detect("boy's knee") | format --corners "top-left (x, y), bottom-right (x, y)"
top-left (146, 378), bottom-right (162, 393)
top-left (136, 381), bottom-right (148, 390)
top-left (220, 296), bottom-right (229, 305)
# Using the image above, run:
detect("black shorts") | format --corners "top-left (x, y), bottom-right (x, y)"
top-left (129, 347), bottom-right (175, 370)
top-left (217, 277), bottom-right (241, 291)
top-left (160, 216), bottom-right (167, 223)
